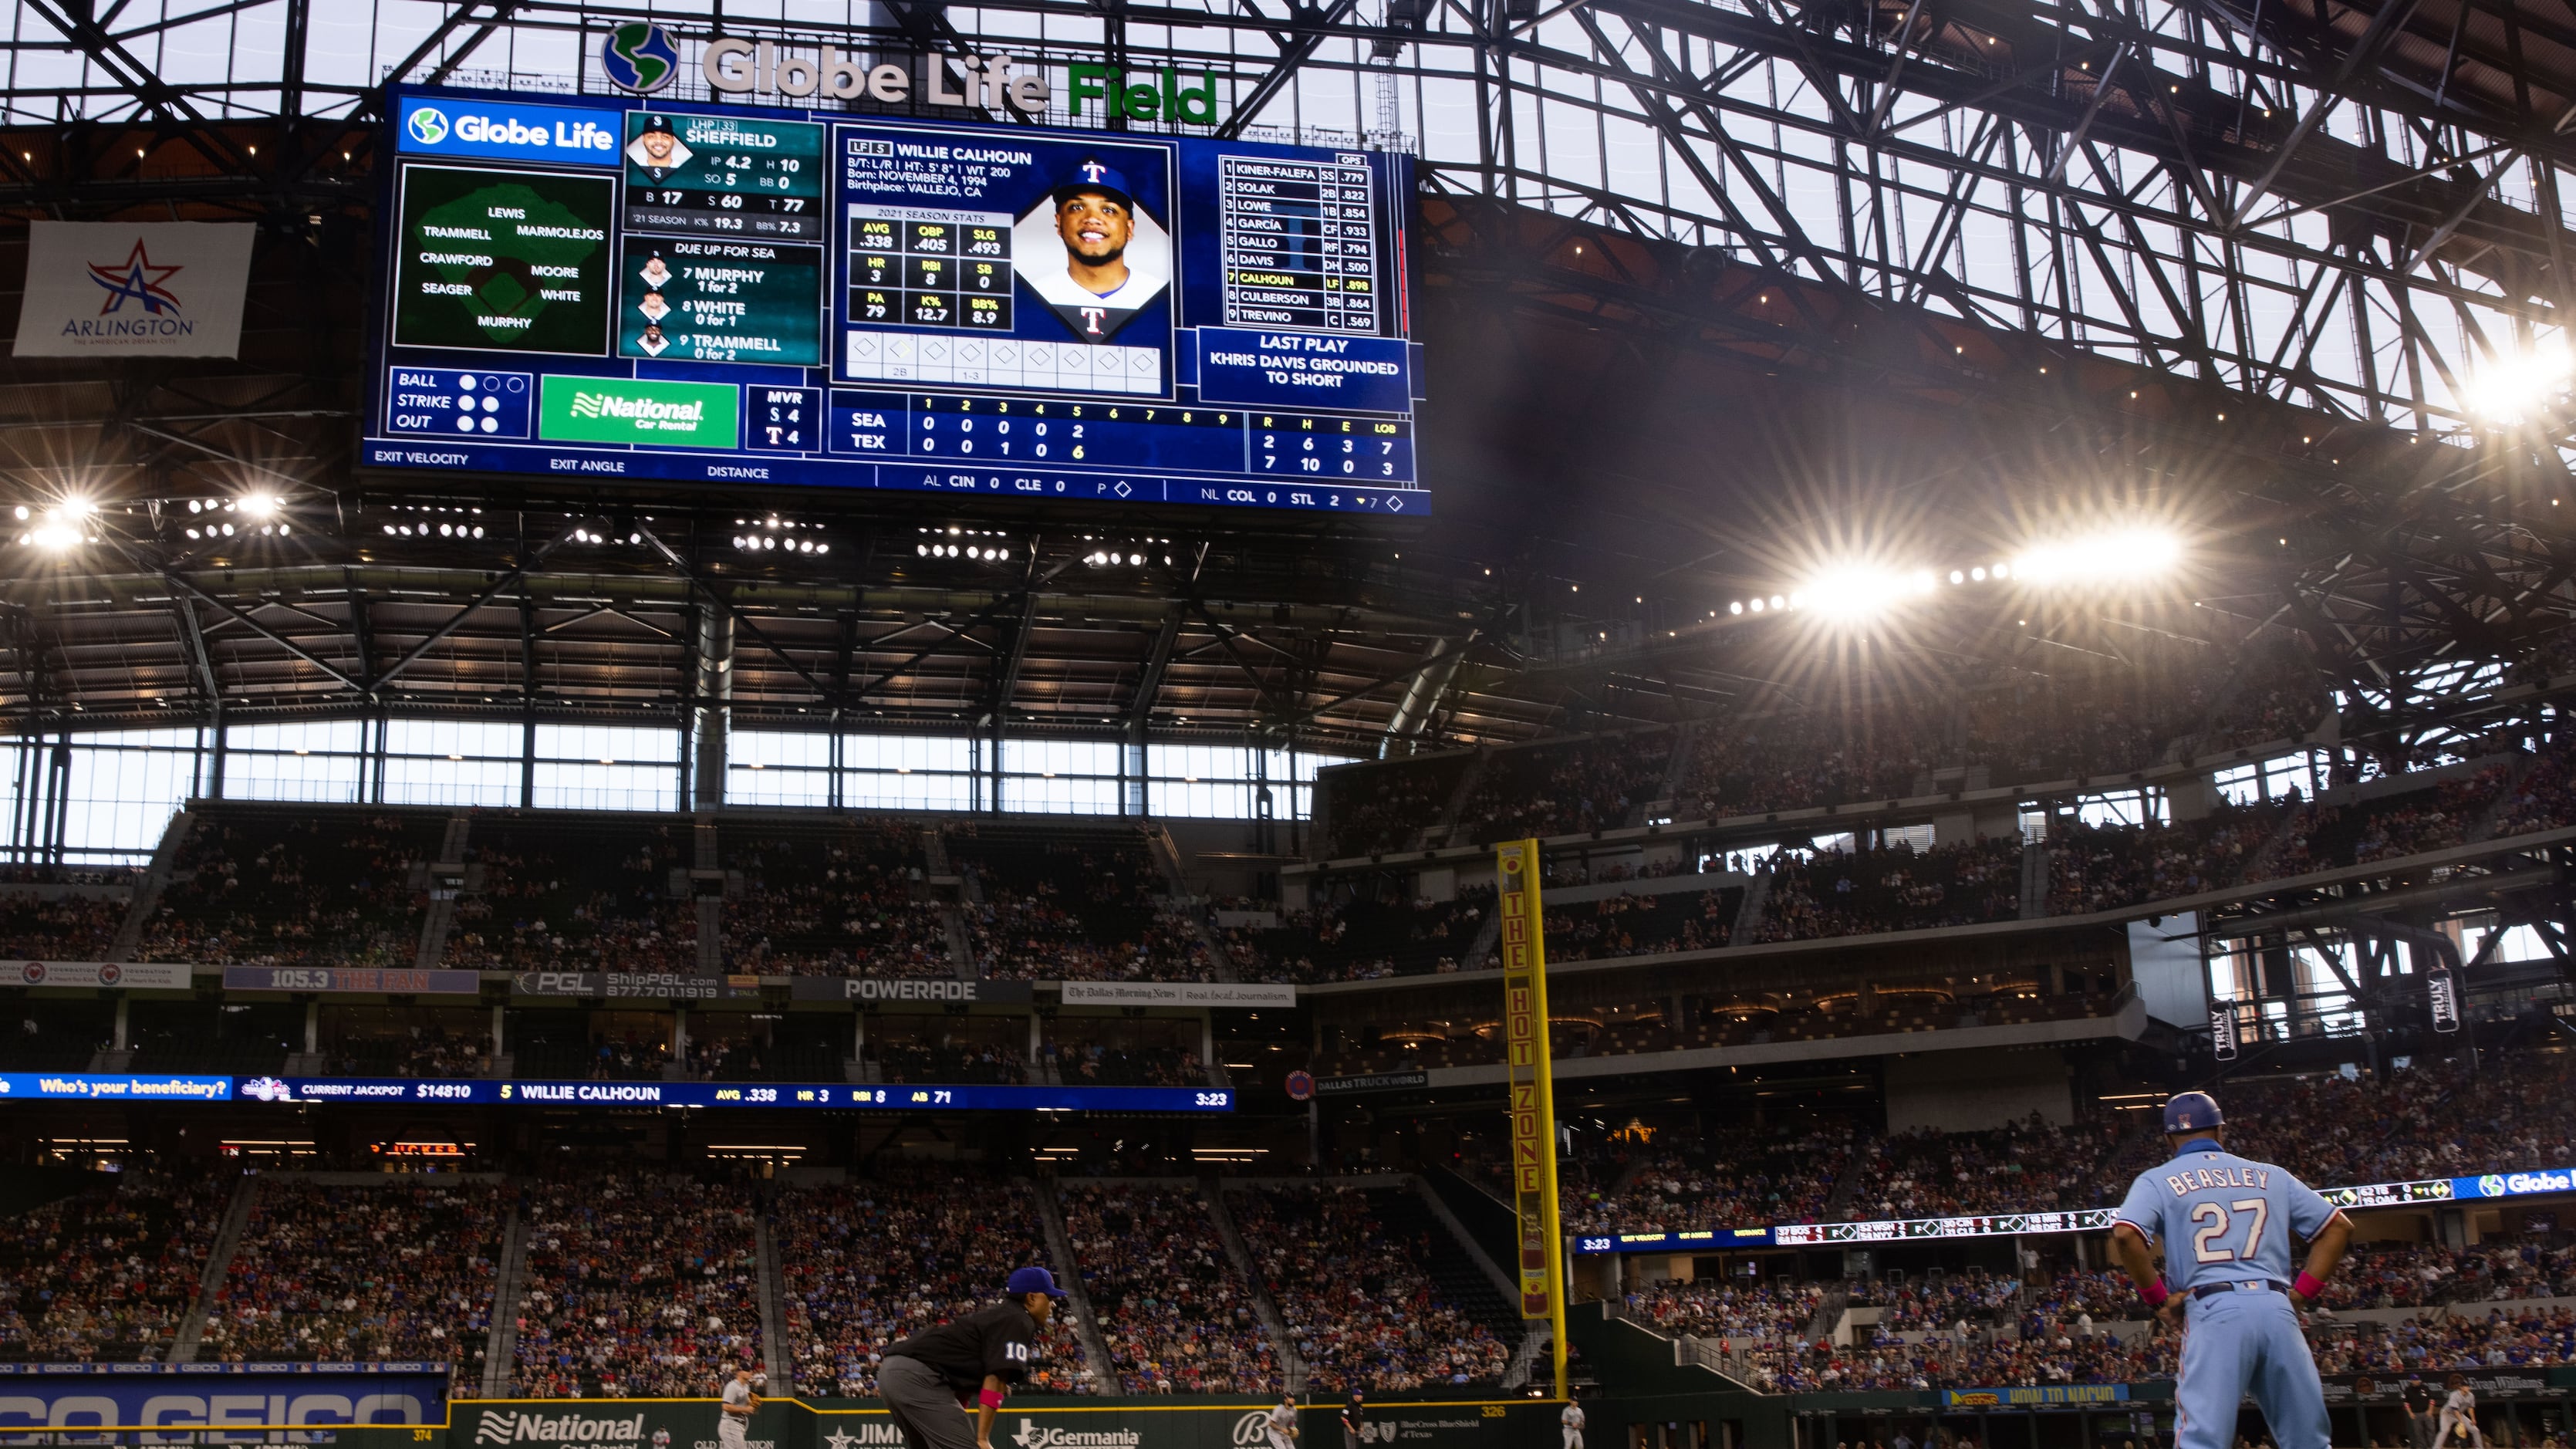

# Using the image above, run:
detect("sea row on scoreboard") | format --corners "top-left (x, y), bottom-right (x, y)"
top-left (360, 436), bottom-right (1429, 512)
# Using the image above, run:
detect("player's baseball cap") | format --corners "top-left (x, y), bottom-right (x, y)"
top-left (1054, 160), bottom-right (1136, 213)
top-left (640, 115), bottom-right (674, 134)
top-left (1007, 1265), bottom-right (1068, 1298)
top-left (2162, 1090), bottom-right (2223, 1134)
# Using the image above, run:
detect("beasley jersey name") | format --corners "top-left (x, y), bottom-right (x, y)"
top-left (2112, 1141), bottom-right (2340, 1294)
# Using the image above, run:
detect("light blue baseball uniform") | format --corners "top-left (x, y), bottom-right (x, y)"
top-left (2111, 1137), bottom-right (2345, 1449)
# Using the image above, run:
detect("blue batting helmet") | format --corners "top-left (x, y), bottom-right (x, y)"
top-left (2162, 1091), bottom-right (2223, 1134)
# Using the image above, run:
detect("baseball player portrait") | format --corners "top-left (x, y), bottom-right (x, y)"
top-left (2433, 1375), bottom-right (2483, 1448)
top-left (626, 115), bottom-right (692, 179)
top-left (876, 1265), bottom-right (1066, 1449)
top-left (2107, 1091), bottom-right (2355, 1449)
top-left (717, 1366), bottom-right (759, 1449)
top-left (1013, 158), bottom-right (1170, 343)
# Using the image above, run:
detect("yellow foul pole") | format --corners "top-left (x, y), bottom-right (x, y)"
top-left (1494, 839), bottom-right (1568, 1399)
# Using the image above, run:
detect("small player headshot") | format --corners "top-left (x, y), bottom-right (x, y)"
top-left (639, 289), bottom-right (670, 324)
top-left (640, 252), bottom-right (674, 290)
top-left (636, 321), bottom-right (670, 356)
top-left (626, 114), bottom-right (691, 178)
top-left (1013, 157), bottom-right (1169, 343)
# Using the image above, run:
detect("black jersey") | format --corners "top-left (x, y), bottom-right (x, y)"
top-left (886, 1302), bottom-right (1042, 1390)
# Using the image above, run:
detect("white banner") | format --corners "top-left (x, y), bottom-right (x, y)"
top-left (1057, 981), bottom-right (1295, 1006)
top-left (3, 961), bottom-right (190, 990)
top-left (14, 221), bottom-right (255, 357)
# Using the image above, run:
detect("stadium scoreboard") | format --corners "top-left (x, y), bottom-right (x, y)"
top-left (365, 87), bottom-right (1427, 515)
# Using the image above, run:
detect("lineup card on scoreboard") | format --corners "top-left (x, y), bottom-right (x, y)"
top-left (363, 86), bottom-right (1426, 515)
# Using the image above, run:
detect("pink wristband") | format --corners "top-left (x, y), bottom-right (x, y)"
top-left (2141, 1278), bottom-right (2169, 1309)
top-left (2293, 1272), bottom-right (2325, 1300)
top-left (979, 1390), bottom-right (1005, 1410)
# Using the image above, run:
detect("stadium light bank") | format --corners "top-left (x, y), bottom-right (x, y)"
top-left (1724, 528), bottom-right (2183, 619)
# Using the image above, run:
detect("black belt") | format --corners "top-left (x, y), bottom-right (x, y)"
top-left (2190, 1279), bottom-right (2282, 1300)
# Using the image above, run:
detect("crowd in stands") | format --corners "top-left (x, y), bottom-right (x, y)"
top-left (871, 1036), bottom-right (1028, 1085)
top-left (511, 1174), bottom-right (765, 1397)
top-left (1545, 887), bottom-right (1734, 961)
top-left (137, 810), bottom-right (437, 967)
top-left (1846, 1116), bottom-right (2131, 1220)
top-left (1561, 1121), bottom-right (1861, 1235)
top-left (1232, 1184), bottom-right (1513, 1390)
top-left (0, 1167), bottom-right (230, 1361)
top-left (2044, 807), bottom-right (2281, 915)
top-left (1051, 1041), bottom-right (1206, 1087)
top-left (0, 893), bottom-right (125, 959)
top-left (447, 819), bottom-right (695, 972)
top-left (723, 822), bottom-right (954, 978)
top-left (1061, 1184), bottom-right (1273, 1393)
top-left (1752, 839), bottom-right (2022, 942)
top-left (774, 1167), bottom-right (1092, 1399)
top-left (2328, 1240), bottom-right (2576, 1310)
top-left (326, 1026), bottom-right (492, 1078)
top-left (957, 829), bottom-right (1207, 982)
top-left (1321, 755), bottom-right (1470, 858)
top-left (1619, 1278), bottom-right (1825, 1341)
top-left (1220, 888), bottom-right (1494, 982)
top-left (1452, 731), bottom-right (1674, 842)
top-left (199, 1180), bottom-right (501, 1364)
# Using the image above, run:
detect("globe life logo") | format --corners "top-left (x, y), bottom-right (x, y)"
top-left (697, 36), bottom-right (1055, 114)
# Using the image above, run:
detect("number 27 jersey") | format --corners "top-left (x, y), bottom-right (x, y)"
top-left (2109, 1143), bottom-right (2340, 1293)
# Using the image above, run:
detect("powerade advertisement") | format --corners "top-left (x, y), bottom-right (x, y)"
top-left (363, 82), bottom-right (1425, 516)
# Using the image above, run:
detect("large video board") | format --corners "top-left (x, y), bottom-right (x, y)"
top-left (362, 87), bottom-right (1426, 516)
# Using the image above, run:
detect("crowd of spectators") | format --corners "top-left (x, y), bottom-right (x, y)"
top-left (1319, 755), bottom-right (1471, 858)
top-left (1231, 1185), bottom-right (1513, 1390)
top-left (199, 1180), bottom-right (501, 1364)
top-left (870, 1035), bottom-right (1028, 1085)
top-left (1561, 1122), bottom-right (1862, 1234)
top-left (2044, 807), bottom-right (2281, 915)
top-left (775, 1167), bottom-right (1092, 1399)
top-left (957, 829), bottom-right (1207, 982)
top-left (1619, 1278), bottom-right (1825, 1341)
top-left (511, 1173), bottom-right (765, 1397)
top-left (2311, 1302), bottom-right (2576, 1373)
top-left (1845, 1116), bottom-right (2131, 1221)
top-left (138, 809), bottom-right (439, 967)
top-left (0, 893), bottom-right (127, 960)
top-left (1049, 1041), bottom-right (1206, 1087)
top-left (1060, 1184), bottom-right (1274, 1393)
top-left (447, 819), bottom-right (694, 972)
top-left (1451, 731), bottom-right (1675, 843)
top-left (1222, 889), bottom-right (1493, 983)
top-left (1752, 839), bottom-right (2023, 942)
top-left (1545, 887), bottom-right (1735, 961)
top-left (2327, 1240), bottom-right (2576, 1310)
top-left (1849, 1270), bottom-right (2022, 1333)
top-left (326, 1026), bottom-right (493, 1078)
top-left (0, 1167), bottom-right (231, 1361)
top-left (723, 821), bottom-right (954, 978)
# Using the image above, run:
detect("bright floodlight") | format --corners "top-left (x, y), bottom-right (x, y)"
top-left (2013, 528), bottom-right (2182, 586)
top-left (239, 492), bottom-right (280, 518)
top-left (2466, 339), bottom-right (2574, 424)
top-left (1801, 563), bottom-right (1940, 620)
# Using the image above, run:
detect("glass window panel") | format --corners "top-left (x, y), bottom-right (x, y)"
top-left (383, 755), bottom-right (518, 809)
top-left (385, 718), bottom-right (521, 761)
top-left (847, 734), bottom-right (973, 773)
top-left (532, 761), bottom-right (679, 812)
top-left (728, 763), bottom-right (832, 808)
top-left (846, 768), bottom-right (974, 812)
top-left (733, 731), bottom-right (832, 769)
top-left (534, 723), bottom-right (678, 765)
top-left (61, 731), bottom-right (201, 864)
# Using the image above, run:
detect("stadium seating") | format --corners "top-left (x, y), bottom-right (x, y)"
top-left (773, 1167), bottom-right (1094, 1398)
top-left (0, 1167), bottom-right (231, 1362)
top-left (1450, 729), bottom-right (1675, 842)
top-left (447, 814), bottom-right (694, 971)
top-left (1318, 754), bottom-right (1474, 858)
top-left (1751, 839), bottom-right (2022, 941)
top-left (1059, 1182), bottom-right (1274, 1393)
top-left (137, 805), bottom-right (444, 967)
top-left (1221, 885), bottom-right (1495, 981)
top-left (198, 1179), bottom-right (502, 1365)
top-left (1229, 1184), bottom-right (1516, 1391)
top-left (0, 890), bottom-right (127, 961)
top-left (722, 818), bottom-right (949, 977)
top-left (950, 822), bottom-right (1207, 981)
top-left (511, 1174), bottom-right (765, 1397)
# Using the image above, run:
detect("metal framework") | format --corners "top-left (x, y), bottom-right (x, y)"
top-left (0, 0), bottom-right (2574, 762)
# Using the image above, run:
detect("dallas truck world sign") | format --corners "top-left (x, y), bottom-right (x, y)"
top-left (595, 20), bottom-right (1224, 123)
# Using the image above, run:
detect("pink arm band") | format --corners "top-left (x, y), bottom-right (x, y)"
top-left (2141, 1279), bottom-right (2169, 1309)
top-left (979, 1389), bottom-right (1005, 1410)
top-left (2293, 1272), bottom-right (2325, 1300)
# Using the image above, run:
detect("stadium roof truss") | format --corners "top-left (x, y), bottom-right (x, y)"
top-left (8, 0), bottom-right (2576, 442)
top-left (4, 0), bottom-right (2576, 748)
